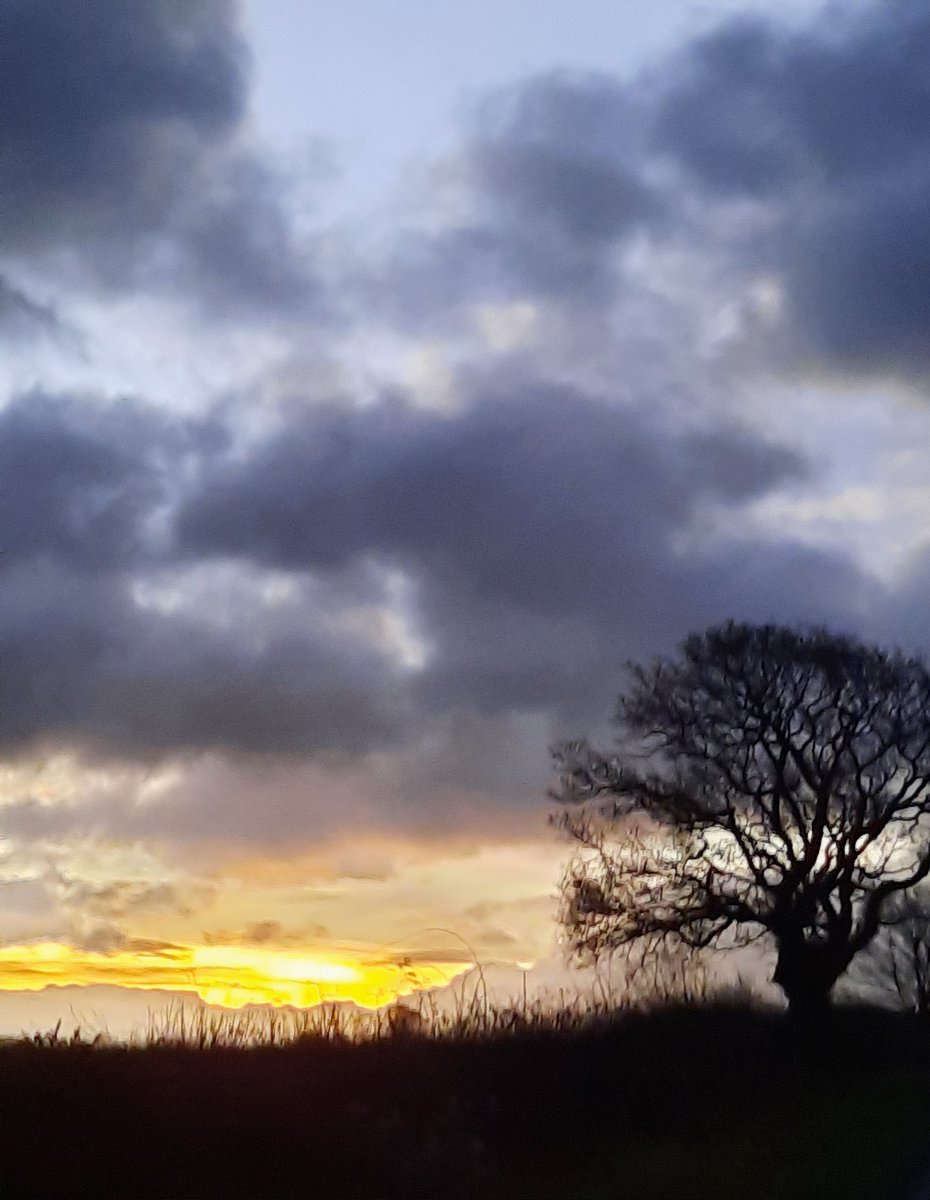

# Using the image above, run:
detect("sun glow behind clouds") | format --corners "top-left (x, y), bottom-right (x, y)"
top-left (0, 942), bottom-right (470, 1010)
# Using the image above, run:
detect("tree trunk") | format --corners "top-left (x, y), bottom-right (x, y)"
top-left (782, 978), bottom-right (834, 1020)
top-left (773, 941), bottom-right (851, 1020)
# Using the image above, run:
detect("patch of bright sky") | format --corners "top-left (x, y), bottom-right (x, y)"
top-left (131, 838), bottom-right (563, 963)
top-left (734, 381), bottom-right (930, 583)
top-left (131, 560), bottom-right (430, 670)
top-left (242, 0), bottom-right (825, 221)
top-left (1, 743), bottom-right (565, 968)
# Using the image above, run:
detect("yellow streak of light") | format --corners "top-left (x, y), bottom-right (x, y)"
top-left (0, 942), bottom-right (470, 1010)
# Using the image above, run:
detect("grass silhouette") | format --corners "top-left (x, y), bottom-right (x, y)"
top-left (2, 991), bottom-right (930, 1198)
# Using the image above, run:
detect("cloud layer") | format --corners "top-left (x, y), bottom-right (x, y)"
top-left (3, 0), bottom-right (930, 878)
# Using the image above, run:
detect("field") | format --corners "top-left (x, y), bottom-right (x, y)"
top-left (2, 1000), bottom-right (930, 1199)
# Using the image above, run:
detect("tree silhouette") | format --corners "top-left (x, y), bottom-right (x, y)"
top-left (850, 891), bottom-right (930, 1015)
top-left (552, 622), bottom-right (930, 1017)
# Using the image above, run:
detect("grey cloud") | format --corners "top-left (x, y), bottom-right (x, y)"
top-left (655, 5), bottom-right (930, 198)
top-left (178, 156), bottom-right (321, 316)
top-left (653, 0), bottom-right (930, 377)
top-left (472, 72), bottom-right (643, 162)
top-left (178, 386), bottom-right (807, 622)
top-left (373, 73), bottom-right (656, 323)
top-left (868, 546), bottom-right (930, 661)
top-left (0, 707), bottom-right (565, 847)
top-left (201, 922), bottom-right (332, 945)
top-left (382, 2), bottom-right (930, 384)
top-left (0, 876), bottom-right (100, 948)
top-left (0, 378), bottom-right (854, 777)
top-left (1, 0), bottom-right (241, 241)
top-left (0, 0), bottom-right (318, 314)
top-left (464, 137), bottom-right (654, 254)
top-left (176, 383), bottom-right (876, 726)
top-left (243, 920), bottom-right (283, 944)
top-left (76, 924), bottom-right (129, 954)
top-left (0, 561), bottom-right (408, 759)
top-left (410, 535), bottom-right (871, 725)
top-left (0, 385), bottom-right (408, 760)
top-left (467, 72), bottom-right (654, 246)
top-left (54, 879), bottom-right (192, 919)
top-left (376, 5), bottom-right (930, 379)
top-left (0, 378), bottom-right (878, 782)
top-left (654, 18), bottom-right (816, 199)
top-left (0, 534), bottom-right (879, 852)
top-left (0, 278), bottom-right (65, 341)
top-left (784, 171), bottom-right (930, 374)
top-left (0, 391), bottom-right (208, 572)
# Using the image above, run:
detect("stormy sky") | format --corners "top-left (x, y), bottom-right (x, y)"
top-left (3, 0), bottom-right (930, 1023)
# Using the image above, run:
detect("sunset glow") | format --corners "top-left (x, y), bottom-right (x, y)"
top-left (0, 942), bottom-right (471, 1011)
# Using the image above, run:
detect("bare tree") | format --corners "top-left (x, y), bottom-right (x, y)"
top-left (849, 891), bottom-right (930, 1014)
top-left (552, 622), bottom-right (930, 1018)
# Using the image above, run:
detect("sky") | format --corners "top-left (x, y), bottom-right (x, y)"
top-left (3, 0), bottom-right (930, 1032)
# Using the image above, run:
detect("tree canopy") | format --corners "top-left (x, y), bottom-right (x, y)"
top-left (552, 622), bottom-right (930, 1015)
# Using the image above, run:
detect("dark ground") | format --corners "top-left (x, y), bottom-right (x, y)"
top-left (1, 1004), bottom-right (929, 1199)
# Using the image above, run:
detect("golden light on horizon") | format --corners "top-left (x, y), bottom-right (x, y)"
top-left (0, 941), bottom-right (471, 1010)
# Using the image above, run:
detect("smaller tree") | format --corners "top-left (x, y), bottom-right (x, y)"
top-left (552, 623), bottom-right (930, 1017)
top-left (849, 892), bottom-right (930, 1015)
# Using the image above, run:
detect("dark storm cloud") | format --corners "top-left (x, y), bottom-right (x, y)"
top-left (653, 0), bottom-right (930, 377)
top-left (177, 387), bottom-right (805, 616)
top-left (0, 377), bottom-right (868, 768)
top-left (0, 391), bottom-right (210, 572)
top-left (0, 559), bottom-right (407, 758)
top-left (0, 0), bottom-right (317, 314)
top-left (0, 389), bottom-right (408, 759)
top-left (176, 384), bottom-right (876, 725)
top-left (409, 535), bottom-right (871, 725)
